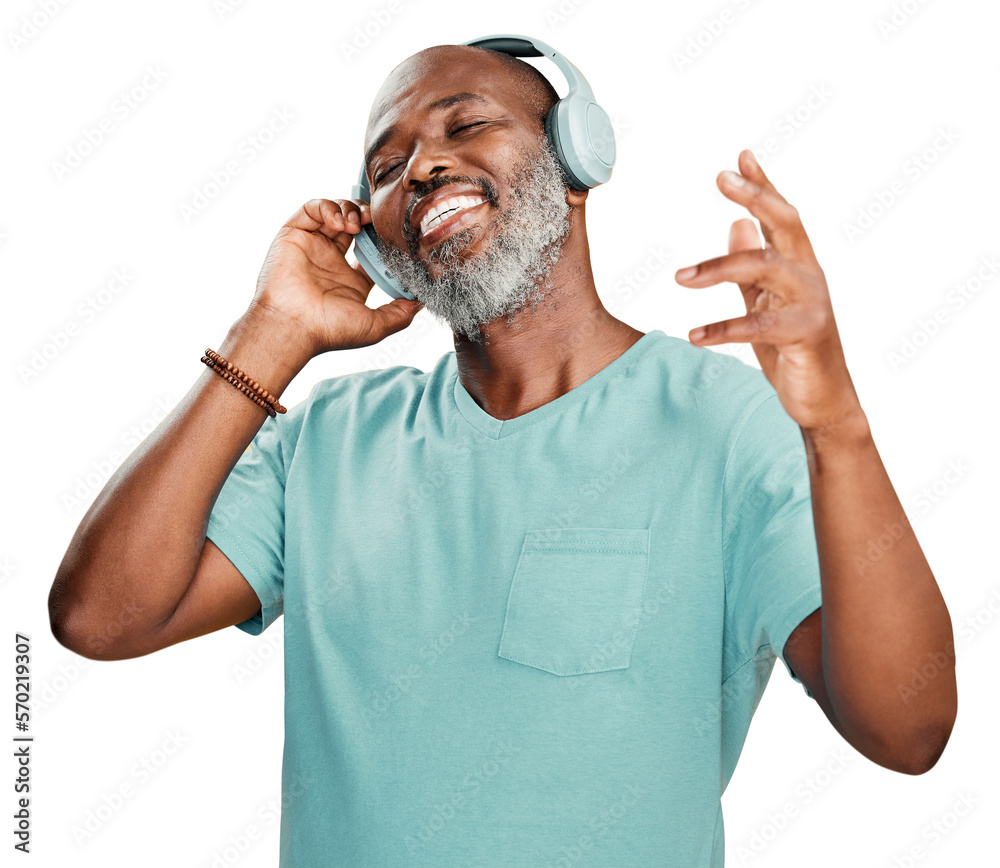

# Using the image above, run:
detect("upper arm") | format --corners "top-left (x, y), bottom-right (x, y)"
top-left (783, 606), bottom-right (844, 733)
top-left (137, 537), bottom-right (262, 657)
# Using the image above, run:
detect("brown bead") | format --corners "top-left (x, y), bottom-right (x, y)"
top-left (203, 348), bottom-right (284, 416)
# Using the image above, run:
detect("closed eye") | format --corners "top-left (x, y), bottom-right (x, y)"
top-left (375, 162), bottom-right (404, 185)
top-left (374, 123), bottom-right (490, 185)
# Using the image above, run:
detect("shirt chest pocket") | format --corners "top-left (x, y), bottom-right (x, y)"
top-left (497, 527), bottom-right (651, 676)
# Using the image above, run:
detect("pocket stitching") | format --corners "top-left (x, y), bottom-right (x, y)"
top-left (498, 529), bottom-right (651, 677)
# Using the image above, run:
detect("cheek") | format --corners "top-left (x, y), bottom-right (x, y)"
top-left (371, 193), bottom-right (405, 244)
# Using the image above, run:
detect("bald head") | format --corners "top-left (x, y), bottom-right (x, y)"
top-left (366, 44), bottom-right (559, 142)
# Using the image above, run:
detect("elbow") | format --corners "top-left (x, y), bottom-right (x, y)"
top-left (48, 575), bottom-right (91, 658)
top-left (49, 601), bottom-right (112, 661)
top-left (897, 718), bottom-right (957, 776)
top-left (48, 572), bottom-right (130, 661)
top-left (868, 715), bottom-right (957, 776)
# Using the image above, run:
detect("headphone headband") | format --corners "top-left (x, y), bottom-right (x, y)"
top-left (460, 34), bottom-right (597, 103)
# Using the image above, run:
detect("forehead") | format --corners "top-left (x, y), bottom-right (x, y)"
top-left (364, 46), bottom-right (532, 151)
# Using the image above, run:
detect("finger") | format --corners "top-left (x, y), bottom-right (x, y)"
top-left (331, 198), bottom-right (373, 231)
top-left (716, 153), bottom-right (817, 263)
top-left (675, 248), bottom-right (803, 301)
top-left (369, 296), bottom-right (425, 341)
top-left (688, 308), bottom-right (817, 347)
top-left (284, 199), bottom-right (351, 240)
top-left (728, 217), bottom-right (762, 255)
top-left (727, 218), bottom-right (766, 311)
top-left (736, 150), bottom-right (817, 262)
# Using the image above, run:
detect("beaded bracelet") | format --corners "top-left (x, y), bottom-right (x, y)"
top-left (201, 348), bottom-right (287, 417)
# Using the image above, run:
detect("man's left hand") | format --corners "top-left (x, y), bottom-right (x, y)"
top-left (675, 149), bottom-right (865, 437)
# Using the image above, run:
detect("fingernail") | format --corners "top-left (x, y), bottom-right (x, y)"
top-left (348, 211), bottom-right (359, 224)
top-left (676, 266), bottom-right (698, 281)
top-left (721, 170), bottom-right (745, 188)
top-left (689, 327), bottom-right (706, 341)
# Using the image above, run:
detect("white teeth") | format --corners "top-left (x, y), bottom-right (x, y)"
top-left (419, 195), bottom-right (486, 236)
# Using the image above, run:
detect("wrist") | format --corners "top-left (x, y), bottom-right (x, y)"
top-left (801, 403), bottom-right (873, 459)
top-left (220, 304), bottom-right (314, 398)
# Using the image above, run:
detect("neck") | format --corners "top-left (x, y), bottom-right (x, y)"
top-left (453, 207), bottom-right (645, 421)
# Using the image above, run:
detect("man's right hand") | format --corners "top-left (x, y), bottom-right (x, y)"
top-left (250, 198), bottom-right (422, 357)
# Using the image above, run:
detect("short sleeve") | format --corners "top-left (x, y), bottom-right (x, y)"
top-left (721, 392), bottom-right (823, 697)
top-left (206, 415), bottom-right (287, 635)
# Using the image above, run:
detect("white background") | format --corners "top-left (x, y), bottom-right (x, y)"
top-left (2, 0), bottom-right (997, 865)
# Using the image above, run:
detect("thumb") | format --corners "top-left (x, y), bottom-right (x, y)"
top-left (371, 297), bottom-right (424, 337)
top-left (728, 217), bottom-right (762, 255)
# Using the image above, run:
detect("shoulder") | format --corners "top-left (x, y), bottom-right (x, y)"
top-left (305, 363), bottom-right (430, 409)
top-left (642, 332), bottom-right (779, 432)
top-left (291, 356), bottom-right (450, 440)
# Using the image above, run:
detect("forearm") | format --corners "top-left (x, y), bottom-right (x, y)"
top-left (48, 304), bottom-right (312, 656)
top-left (802, 410), bottom-right (957, 772)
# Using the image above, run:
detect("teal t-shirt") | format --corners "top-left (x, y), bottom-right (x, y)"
top-left (206, 328), bottom-right (823, 867)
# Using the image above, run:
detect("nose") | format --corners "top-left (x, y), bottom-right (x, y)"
top-left (404, 143), bottom-right (456, 192)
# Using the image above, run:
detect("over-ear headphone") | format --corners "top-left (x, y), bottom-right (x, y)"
top-left (350, 33), bottom-right (617, 301)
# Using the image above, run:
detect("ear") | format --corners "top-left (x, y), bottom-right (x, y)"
top-left (566, 186), bottom-right (589, 207)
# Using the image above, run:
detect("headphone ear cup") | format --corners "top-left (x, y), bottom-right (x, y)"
top-left (543, 106), bottom-right (578, 191)
top-left (352, 222), bottom-right (416, 300)
top-left (547, 95), bottom-right (616, 190)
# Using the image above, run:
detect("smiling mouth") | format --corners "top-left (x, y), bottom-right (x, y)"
top-left (418, 195), bottom-right (489, 242)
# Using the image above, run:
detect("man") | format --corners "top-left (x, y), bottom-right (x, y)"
top-left (49, 40), bottom-right (957, 866)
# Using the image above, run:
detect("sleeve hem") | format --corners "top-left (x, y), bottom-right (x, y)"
top-left (205, 517), bottom-right (283, 635)
top-left (771, 586), bottom-right (823, 697)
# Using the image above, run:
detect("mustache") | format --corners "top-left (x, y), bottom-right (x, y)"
top-left (402, 174), bottom-right (500, 255)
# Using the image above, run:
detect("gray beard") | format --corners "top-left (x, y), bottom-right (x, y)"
top-left (373, 137), bottom-right (573, 344)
